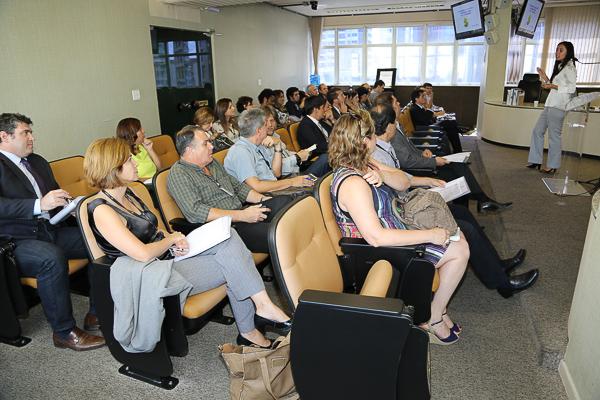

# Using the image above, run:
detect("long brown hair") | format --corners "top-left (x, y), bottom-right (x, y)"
top-left (115, 117), bottom-right (141, 154)
top-left (214, 98), bottom-right (237, 132)
top-left (328, 110), bottom-right (374, 171)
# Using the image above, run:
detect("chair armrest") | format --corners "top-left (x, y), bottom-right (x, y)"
top-left (360, 260), bottom-right (393, 298)
top-left (170, 218), bottom-right (204, 235)
top-left (409, 136), bottom-right (442, 142)
top-left (415, 124), bottom-right (443, 131)
top-left (339, 237), bottom-right (425, 258)
top-left (412, 130), bottom-right (445, 137)
top-left (91, 255), bottom-right (114, 269)
top-left (405, 168), bottom-right (437, 177)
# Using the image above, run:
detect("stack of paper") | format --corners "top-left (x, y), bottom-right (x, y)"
top-left (174, 216), bottom-right (232, 261)
top-left (429, 177), bottom-right (471, 202)
top-left (442, 152), bottom-right (471, 163)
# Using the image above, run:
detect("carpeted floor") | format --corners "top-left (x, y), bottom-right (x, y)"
top-left (1, 137), bottom-right (596, 399)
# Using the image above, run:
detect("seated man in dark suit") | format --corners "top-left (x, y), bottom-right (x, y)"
top-left (284, 86), bottom-right (303, 122)
top-left (327, 88), bottom-right (347, 121)
top-left (410, 88), bottom-right (463, 153)
top-left (0, 113), bottom-right (104, 351)
top-left (296, 95), bottom-right (333, 156)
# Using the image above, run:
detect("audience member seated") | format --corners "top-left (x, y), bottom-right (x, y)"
top-left (422, 82), bottom-right (443, 113)
top-left (345, 89), bottom-right (361, 113)
top-left (381, 95), bottom-right (512, 213)
top-left (116, 118), bottom-right (162, 180)
top-left (285, 87), bottom-right (303, 121)
top-left (370, 105), bottom-right (540, 298)
top-left (328, 88), bottom-right (347, 120)
top-left (272, 89), bottom-right (290, 128)
top-left (318, 83), bottom-right (328, 97)
top-left (410, 88), bottom-right (462, 153)
top-left (0, 113), bottom-right (104, 351)
top-left (84, 137), bottom-right (290, 348)
top-left (224, 108), bottom-right (314, 193)
top-left (297, 95), bottom-right (333, 157)
top-left (212, 98), bottom-right (240, 143)
top-left (306, 84), bottom-right (319, 97)
top-left (328, 111), bottom-right (468, 345)
top-left (368, 79), bottom-right (385, 106)
top-left (258, 88), bottom-right (275, 107)
top-left (236, 96), bottom-right (254, 114)
top-left (167, 125), bottom-right (291, 254)
top-left (356, 86), bottom-right (370, 110)
top-left (259, 106), bottom-right (329, 178)
top-left (194, 106), bottom-right (232, 152)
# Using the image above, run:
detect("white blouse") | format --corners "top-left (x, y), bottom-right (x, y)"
top-left (544, 60), bottom-right (577, 111)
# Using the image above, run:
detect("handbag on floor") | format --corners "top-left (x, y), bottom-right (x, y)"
top-left (220, 334), bottom-right (299, 400)
top-left (393, 188), bottom-right (458, 233)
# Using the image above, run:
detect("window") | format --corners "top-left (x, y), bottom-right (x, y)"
top-left (319, 24), bottom-right (486, 86)
top-left (505, 21), bottom-right (545, 85)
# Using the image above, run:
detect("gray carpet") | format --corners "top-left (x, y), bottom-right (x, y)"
top-left (2, 137), bottom-right (596, 399)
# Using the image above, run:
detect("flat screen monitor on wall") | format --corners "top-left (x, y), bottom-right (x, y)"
top-left (451, 0), bottom-right (485, 40)
top-left (516, 0), bottom-right (545, 39)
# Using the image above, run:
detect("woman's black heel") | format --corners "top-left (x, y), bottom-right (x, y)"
top-left (254, 314), bottom-right (293, 335)
top-left (526, 163), bottom-right (541, 170)
top-left (541, 168), bottom-right (557, 174)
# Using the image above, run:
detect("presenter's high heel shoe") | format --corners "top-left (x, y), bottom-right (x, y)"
top-left (525, 163), bottom-right (541, 170)
top-left (541, 168), bottom-right (557, 174)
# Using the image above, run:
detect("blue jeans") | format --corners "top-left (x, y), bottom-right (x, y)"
top-left (14, 221), bottom-right (89, 333)
top-left (302, 153), bottom-right (331, 177)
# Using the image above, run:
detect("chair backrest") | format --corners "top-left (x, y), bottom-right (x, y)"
top-left (153, 168), bottom-right (183, 233)
top-left (268, 196), bottom-right (343, 310)
top-left (288, 122), bottom-right (301, 152)
top-left (517, 74), bottom-right (542, 103)
top-left (275, 127), bottom-right (293, 150)
top-left (398, 106), bottom-right (415, 136)
top-left (50, 155), bottom-right (96, 197)
top-left (77, 182), bottom-right (167, 261)
top-left (314, 173), bottom-right (343, 256)
top-left (148, 134), bottom-right (179, 169)
top-left (212, 148), bottom-right (228, 166)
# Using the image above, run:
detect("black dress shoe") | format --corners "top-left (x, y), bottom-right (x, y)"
top-left (497, 269), bottom-right (539, 298)
top-left (254, 314), bottom-right (292, 335)
top-left (502, 249), bottom-right (527, 274)
top-left (477, 200), bottom-right (513, 213)
top-left (236, 334), bottom-right (272, 349)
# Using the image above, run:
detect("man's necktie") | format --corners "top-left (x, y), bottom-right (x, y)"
top-left (20, 158), bottom-right (48, 195)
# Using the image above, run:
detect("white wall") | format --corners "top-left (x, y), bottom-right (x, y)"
top-left (149, 2), bottom-right (310, 102)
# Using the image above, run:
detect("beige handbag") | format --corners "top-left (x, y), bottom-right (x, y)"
top-left (393, 188), bottom-right (458, 233)
top-left (219, 334), bottom-right (299, 400)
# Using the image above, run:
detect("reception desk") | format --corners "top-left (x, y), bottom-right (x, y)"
top-left (481, 101), bottom-right (600, 157)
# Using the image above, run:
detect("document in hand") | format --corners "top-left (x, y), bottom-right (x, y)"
top-left (174, 216), bottom-right (232, 262)
top-left (428, 176), bottom-right (471, 202)
top-left (49, 196), bottom-right (85, 225)
top-left (442, 152), bottom-right (471, 163)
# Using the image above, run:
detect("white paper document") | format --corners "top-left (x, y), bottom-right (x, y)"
top-left (49, 196), bottom-right (85, 225)
top-left (428, 177), bottom-right (471, 202)
top-left (442, 152), bottom-right (471, 163)
top-left (174, 216), bottom-right (232, 262)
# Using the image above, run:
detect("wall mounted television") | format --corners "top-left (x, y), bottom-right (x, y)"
top-left (451, 0), bottom-right (485, 40)
top-left (515, 0), bottom-right (545, 39)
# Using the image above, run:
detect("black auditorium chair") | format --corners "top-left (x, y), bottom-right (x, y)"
top-left (518, 73), bottom-right (542, 103)
top-left (76, 181), bottom-right (233, 389)
top-left (314, 172), bottom-right (437, 325)
top-left (268, 195), bottom-right (431, 400)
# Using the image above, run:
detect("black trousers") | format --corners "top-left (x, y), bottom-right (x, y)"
top-left (448, 204), bottom-right (509, 289)
top-left (436, 120), bottom-right (462, 153)
top-left (435, 162), bottom-right (488, 205)
top-left (234, 195), bottom-right (293, 254)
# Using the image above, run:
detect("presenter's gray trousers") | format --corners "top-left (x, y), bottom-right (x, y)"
top-left (172, 228), bottom-right (265, 334)
top-left (528, 106), bottom-right (566, 169)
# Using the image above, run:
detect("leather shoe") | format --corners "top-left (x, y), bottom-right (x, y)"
top-left (502, 249), bottom-right (527, 274)
top-left (53, 327), bottom-right (105, 351)
top-left (254, 314), bottom-right (292, 335)
top-left (497, 269), bottom-right (539, 298)
top-left (83, 312), bottom-right (100, 332)
top-left (236, 334), bottom-right (273, 349)
top-left (477, 199), bottom-right (513, 213)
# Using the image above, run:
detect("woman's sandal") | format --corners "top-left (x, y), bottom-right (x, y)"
top-left (442, 311), bottom-right (462, 335)
top-left (426, 319), bottom-right (460, 345)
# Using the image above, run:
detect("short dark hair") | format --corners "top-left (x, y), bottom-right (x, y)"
top-left (286, 87), bottom-right (299, 101)
top-left (422, 82), bottom-right (433, 88)
top-left (273, 89), bottom-right (284, 98)
top-left (370, 105), bottom-right (396, 136)
top-left (303, 95), bottom-right (327, 115)
top-left (373, 92), bottom-right (394, 107)
top-left (373, 80), bottom-right (385, 88)
top-left (410, 88), bottom-right (425, 103)
top-left (0, 113), bottom-right (33, 141)
top-left (236, 96), bottom-right (253, 113)
top-left (326, 88), bottom-right (342, 105)
top-left (356, 86), bottom-right (369, 98)
top-left (175, 125), bottom-right (201, 156)
top-left (258, 89), bottom-right (275, 104)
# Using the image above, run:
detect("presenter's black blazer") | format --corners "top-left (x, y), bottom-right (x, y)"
top-left (297, 117), bottom-right (329, 156)
top-left (0, 152), bottom-right (60, 240)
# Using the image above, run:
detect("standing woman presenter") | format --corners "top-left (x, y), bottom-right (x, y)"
top-left (527, 41), bottom-right (577, 174)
